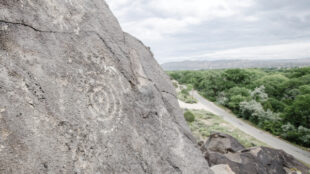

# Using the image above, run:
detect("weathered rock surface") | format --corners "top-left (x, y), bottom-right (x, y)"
top-left (201, 132), bottom-right (245, 154)
top-left (210, 164), bottom-right (235, 174)
top-left (0, 1), bottom-right (211, 173)
top-left (202, 133), bottom-right (310, 174)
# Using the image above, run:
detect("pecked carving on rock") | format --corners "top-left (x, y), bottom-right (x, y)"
top-left (0, 0), bottom-right (212, 173)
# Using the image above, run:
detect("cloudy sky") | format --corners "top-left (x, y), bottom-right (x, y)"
top-left (106, 0), bottom-right (310, 64)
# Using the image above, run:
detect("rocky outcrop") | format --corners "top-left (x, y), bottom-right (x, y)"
top-left (201, 132), bottom-right (245, 154)
top-left (0, 1), bottom-right (211, 173)
top-left (202, 133), bottom-right (310, 174)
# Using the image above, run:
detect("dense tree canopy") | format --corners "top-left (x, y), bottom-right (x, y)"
top-left (168, 67), bottom-right (310, 147)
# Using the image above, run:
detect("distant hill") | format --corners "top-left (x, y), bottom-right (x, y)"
top-left (161, 58), bottom-right (310, 71)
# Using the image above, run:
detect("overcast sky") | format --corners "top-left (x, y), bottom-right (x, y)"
top-left (106, 0), bottom-right (310, 64)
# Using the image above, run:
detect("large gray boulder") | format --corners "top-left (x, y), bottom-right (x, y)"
top-left (0, 1), bottom-right (211, 173)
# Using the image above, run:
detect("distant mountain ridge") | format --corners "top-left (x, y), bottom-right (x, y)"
top-left (161, 58), bottom-right (310, 71)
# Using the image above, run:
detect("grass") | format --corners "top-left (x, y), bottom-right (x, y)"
top-left (186, 109), bottom-right (267, 148)
top-left (177, 92), bottom-right (197, 104)
top-left (176, 84), bottom-right (197, 104)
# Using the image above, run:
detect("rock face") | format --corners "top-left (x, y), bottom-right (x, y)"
top-left (0, 1), bottom-right (211, 173)
top-left (210, 164), bottom-right (236, 174)
top-left (202, 133), bottom-right (310, 174)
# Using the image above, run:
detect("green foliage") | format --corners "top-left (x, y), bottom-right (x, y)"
top-left (178, 92), bottom-right (197, 104)
top-left (172, 81), bottom-right (178, 88)
top-left (299, 85), bottom-right (310, 94)
top-left (281, 123), bottom-right (310, 147)
top-left (228, 95), bottom-right (247, 112)
top-left (181, 88), bottom-right (189, 95)
top-left (254, 74), bottom-right (288, 98)
top-left (265, 98), bottom-right (286, 112)
top-left (251, 85), bottom-right (268, 102)
top-left (168, 67), bottom-right (310, 147)
top-left (285, 94), bottom-right (310, 129)
top-left (178, 84), bottom-right (197, 104)
top-left (228, 87), bottom-right (250, 98)
top-left (223, 69), bottom-right (253, 86)
top-left (287, 67), bottom-right (310, 78)
top-left (184, 110), bottom-right (195, 122)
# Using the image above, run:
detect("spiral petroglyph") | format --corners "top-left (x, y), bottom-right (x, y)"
top-left (88, 65), bottom-right (125, 134)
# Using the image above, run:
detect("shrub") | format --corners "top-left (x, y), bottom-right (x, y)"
top-left (284, 94), bottom-right (310, 129)
top-left (299, 85), bottom-right (310, 94)
top-left (239, 100), bottom-right (280, 124)
top-left (228, 95), bottom-right (247, 112)
top-left (297, 126), bottom-right (310, 146)
top-left (251, 85), bottom-right (268, 102)
top-left (216, 92), bottom-right (228, 105)
top-left (265, 98), bottom-right (286, 112)
top-left (181, 88), bottom-right (189, 95)
top-left (184, 110), bottom-right (195, 122)
top-left (172, 81), bottom-right (178, 88)
top-left (239, 100), bottom-right (264, 121)
top-left (227, 87), bottom-right (250, 98)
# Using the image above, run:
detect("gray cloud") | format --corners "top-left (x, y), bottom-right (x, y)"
top-left (106, 0), bottom-right (310, 63)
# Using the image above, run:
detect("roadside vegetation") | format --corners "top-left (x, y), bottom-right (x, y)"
top-left (185, 109), bottom-right (266, 148)
top-left (170, 67), bottom-right (310, 148)
top-left (184, 110), bottom-right (195, 122)
top-left (174, 82), bottom-right (198, 104)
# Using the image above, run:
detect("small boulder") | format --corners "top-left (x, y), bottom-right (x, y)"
top-left (201, 132), bottom-right (245, 154)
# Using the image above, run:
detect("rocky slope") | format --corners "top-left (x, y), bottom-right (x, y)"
top-left (0, 1), bottom-right (212, 173)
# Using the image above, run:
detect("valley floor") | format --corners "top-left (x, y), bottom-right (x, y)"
top-left (179, 90), bottom-right (310, 165)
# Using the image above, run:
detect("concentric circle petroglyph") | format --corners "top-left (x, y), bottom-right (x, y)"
top-left (87, 65), bottom-right (126, 134)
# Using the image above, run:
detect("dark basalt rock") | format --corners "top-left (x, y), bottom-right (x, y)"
top-left (202, 133), bottom-right (310, 174)
top-left (201, 132), bottom-right (245, 154)
top-left (0, 1), bottom-right (211, 173)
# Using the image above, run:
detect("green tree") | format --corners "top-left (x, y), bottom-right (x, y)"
top-left (254, 74), bottom-right (289, 98)
top-left (288, 67), bottom-right (310, 78)
top-left (284, 94), bottom-right (310, 129)
top-left (299, 85), bottom-right (310, 95)
top-left (265, 98), bottom-right (286, 112)
top-left (227, 87), bottom-right (250, 98)
top-left (250, 85), bottom-right (268, 102)
top-left (228, 95), bottom-right (247, 112)
top-left (223, 69), bottom-right (252, 87)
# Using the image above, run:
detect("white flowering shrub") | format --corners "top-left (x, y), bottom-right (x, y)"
top-left (239, 100), bottom-right (280, 124)
top-left (281, 123), bottom-right (310, 146)
top-left (297, 126), bottom-right (310, 145)
top-left (281, 122), bottom-right (296, 133)
top-left (239, 100), bottom-right (264, 120)
top-left (216, 92), bottom-right (228, 105)
top-left (251, 85), bottom-right (268, 102)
